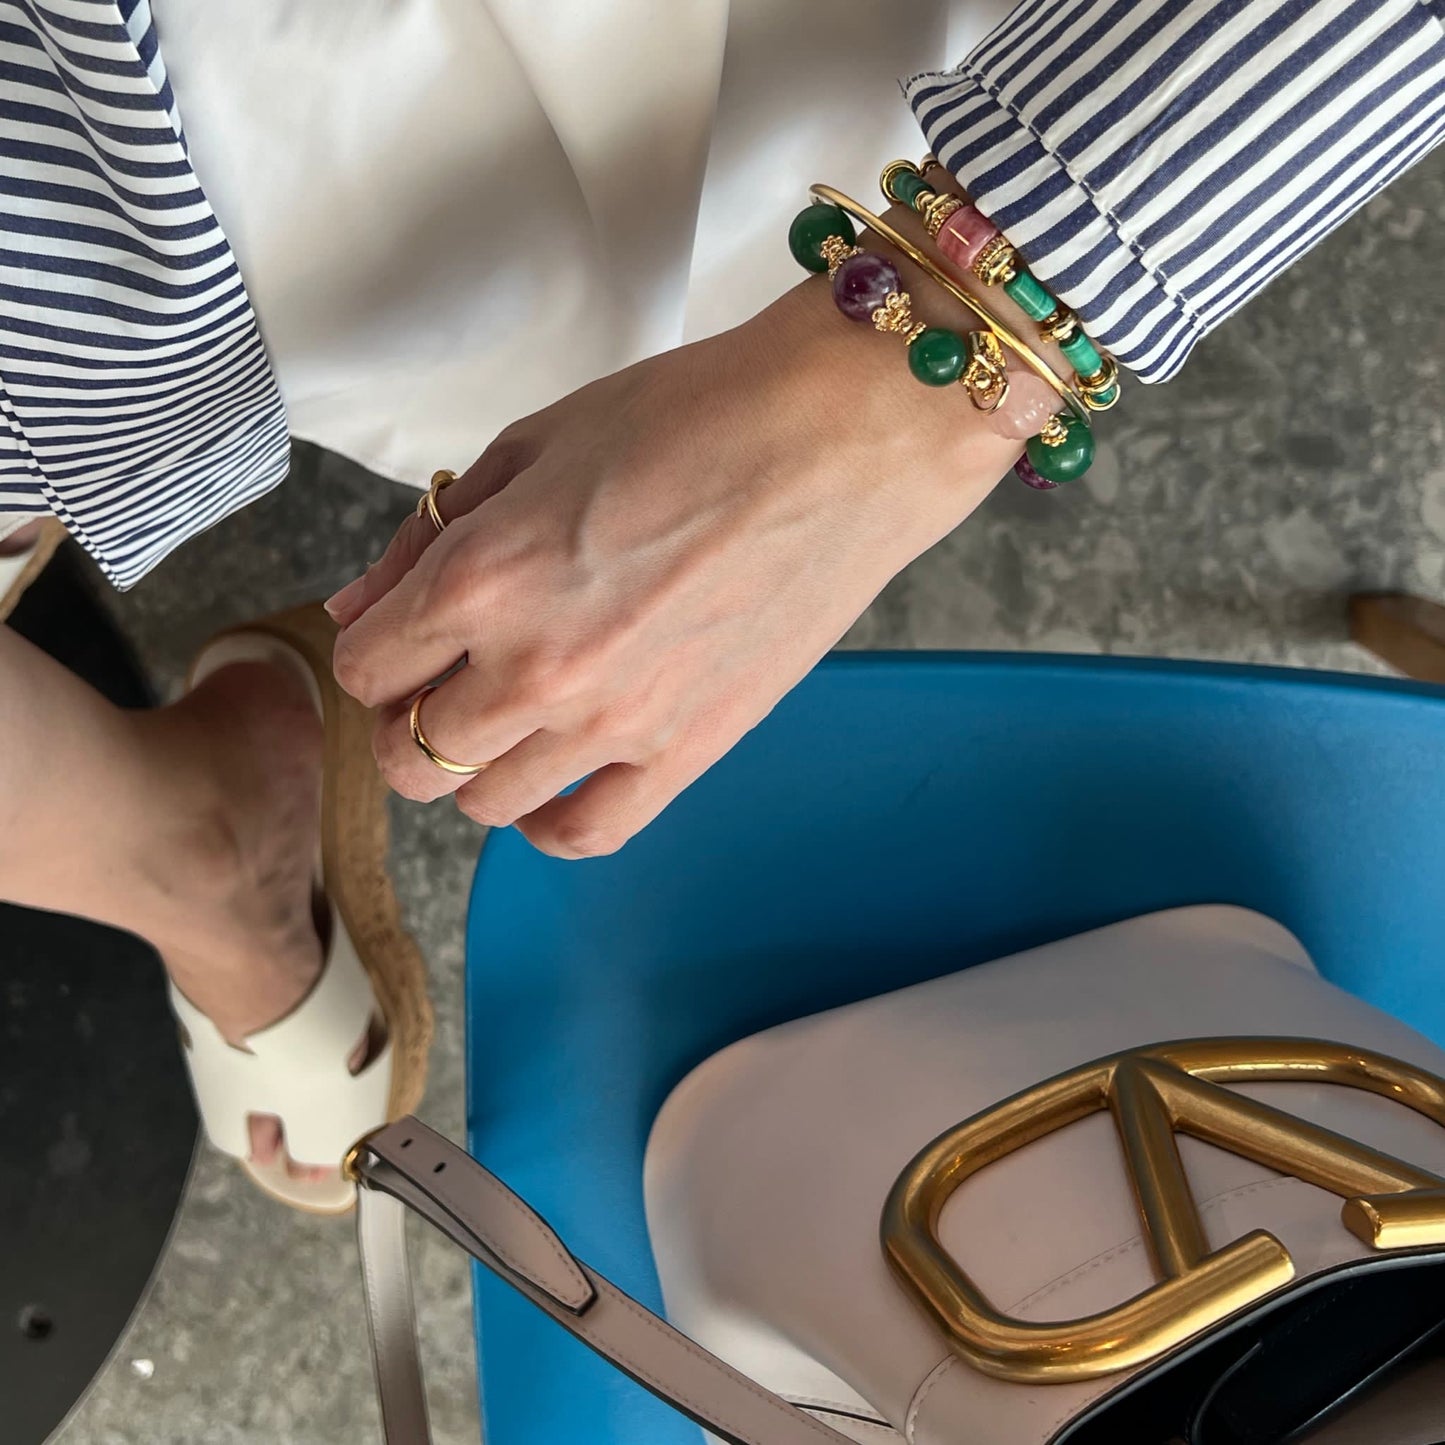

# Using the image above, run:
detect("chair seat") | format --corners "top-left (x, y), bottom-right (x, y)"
top-left (464, 652), bottom-right (1445, 1445)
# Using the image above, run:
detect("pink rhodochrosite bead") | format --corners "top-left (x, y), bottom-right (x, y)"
top-left (937, 204), bottom-right (999, 272)
top-left (984, 371), bottom-right (1059, 439)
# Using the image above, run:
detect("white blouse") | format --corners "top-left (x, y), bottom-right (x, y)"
top-left (4, 1), bottom-right (1443, 584)
top-left (152, 0), bottom-right (1014, 490)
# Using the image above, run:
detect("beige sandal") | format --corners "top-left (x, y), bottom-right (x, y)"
top-left (0, 518), bottom-right (66, 623)
top-left (171, 603), bottom-right (433, 1214)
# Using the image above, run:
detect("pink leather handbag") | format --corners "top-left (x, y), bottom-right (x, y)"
top-left (349, 908), bottom-right (1445, 1445)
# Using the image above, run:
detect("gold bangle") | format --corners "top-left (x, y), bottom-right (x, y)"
top-left (883, 160), bottom-right (1120, 413)
top-left (810, 184), bottom-right (1088, 424)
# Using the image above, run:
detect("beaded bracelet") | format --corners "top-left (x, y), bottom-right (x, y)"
top-left (882, 159), bottom-right (1120, 413)
top-left (789, 187), bottom-right (1096, 486)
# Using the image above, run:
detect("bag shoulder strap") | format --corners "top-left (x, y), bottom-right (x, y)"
top-left (351, 1117), bottom-right (862, 1445)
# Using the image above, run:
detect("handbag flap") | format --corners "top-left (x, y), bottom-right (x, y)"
top-left (643, 906), bottom-right (1445, 1445)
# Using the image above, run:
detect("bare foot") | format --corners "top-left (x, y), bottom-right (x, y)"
top-left (142, 659), bottom-right (371, 1183)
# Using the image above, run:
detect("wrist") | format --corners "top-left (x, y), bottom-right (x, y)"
top-left (752, 238), bottom-right (1021, 544)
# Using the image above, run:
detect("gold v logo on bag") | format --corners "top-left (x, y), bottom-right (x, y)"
top-left (882, 1038), bottom-right (1445, 1385)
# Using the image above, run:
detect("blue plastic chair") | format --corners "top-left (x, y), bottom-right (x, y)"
top-left (464, 652), bottom-right (1445, 1445)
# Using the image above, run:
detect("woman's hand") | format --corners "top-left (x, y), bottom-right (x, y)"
top-left (327, 230), bottom-right (1025, 857)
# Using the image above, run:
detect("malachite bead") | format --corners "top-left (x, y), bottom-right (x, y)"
top-left (1088, 380), bottom-right (1121, 408)
top-left (1060, 330), bottom-right (1103, 378)
top-left (1003, 269), bottom-right (1056, 321)
top-left (907, 327), bottom-right (969, 386)
top-left (893, 170), bottom-right (931, 208)
top-left (1026, 415), bottom-right (1095, 482)
top-left (789, 204), bottom-right (856, 273)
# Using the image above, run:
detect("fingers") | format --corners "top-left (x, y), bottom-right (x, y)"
top-left (450, 729), bottom-right (623, 830)
top-left (332, 569), bottom-right (469, 713)
top-left (325, 507), bottom-right (438, 631)
top-left (326, 429), bottom-right (536, 630)
top-left (369, 646), bottom-right (690, 845)
top-left (370, 663), bottom-right (557, 803)
top-left (515, 748), bottom-right (710, 859)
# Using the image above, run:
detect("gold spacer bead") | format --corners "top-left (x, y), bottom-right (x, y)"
top-left (923, 193), bottom-right (965, 237)
top-left (1038, 414), bottom-right (1070, 447)
top-left (1079, 356), bottom-right (1121, 411)
top-left (819, 234), bottom-right (862, 277)
top-left (920, 152), bottom-right (938, 172)
top-left (1079, 355), bottom-right (1119, 392)
top-left (903, 321), bottom-right (929, 346)
top-left (1039, 307), bottom-right (1080, 344)
top-left (972, 235), bottom-right (1018, 286)
top-left (871, 289), bottom-right (917, 336)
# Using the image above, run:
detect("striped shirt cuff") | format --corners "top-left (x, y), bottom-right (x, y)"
top-left (906, 0), bottom-right (1445, 384)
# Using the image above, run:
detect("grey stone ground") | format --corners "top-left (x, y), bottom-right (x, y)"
top-left (48, 151), bottom-right (1445, 1443)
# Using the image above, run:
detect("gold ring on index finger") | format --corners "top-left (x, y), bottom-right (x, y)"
top-left (416, 468), bottom-right (458, 534)
top-left (409, 687), bottom-right (491, 776)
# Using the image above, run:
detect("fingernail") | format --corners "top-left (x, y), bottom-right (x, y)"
top-left (324, 575), bottom-right (366, 622)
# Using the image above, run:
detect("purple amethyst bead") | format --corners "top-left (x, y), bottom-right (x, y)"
top-left (1014, 454), bottom-right (1059, 491)
top-left (831, 251), bottom-right (902, 322)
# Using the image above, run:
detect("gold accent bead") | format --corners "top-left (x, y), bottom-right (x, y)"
top-left (871, 290), bottom-right (918, 336)
top-left (1079, 356), bottom-right (1121, 411)
top-left (972, 234), bottom-right (1018, 286)
top-left (819, 234), bottom-right (862, 277)
top-left (1079, 355), bottom-right (1119, 392)
top-left (1038, 414), bottom-right (1070, 448)
top-left (920, 152), bottom-right (938, 172)
top-left (1039, 307), bottom-right (1080, 345)
top-left (879, 159), bottom-right (922, 205)
top-left (960, 330), bottom-right (1010, 412)
top-left (904, 321), bottom-right (929, 347)
top-left (923, 193), bottom-right (965, 238)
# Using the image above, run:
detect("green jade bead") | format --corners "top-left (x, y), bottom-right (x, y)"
top-left (1061, 330), bottom-right (1104, 378)
top-left (1002, 269), bottom-right (1056, 320)
top-left (893, 169), bottom-right (932, 208)
top-left (789, 204), bottom-right (856, 273)
top-left (907, 327), bottom-right (969, 386)
top-left (1026, 415), bottom-right (1095, 482)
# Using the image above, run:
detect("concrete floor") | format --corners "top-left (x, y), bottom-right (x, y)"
top-left (47, 149), bottom-right (1445, 1443)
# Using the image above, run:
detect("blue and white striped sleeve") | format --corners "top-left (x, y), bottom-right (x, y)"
top-left (906, 0), bottom-right (1445, 383)
top-left (0, 0), bottom-right (289, 588)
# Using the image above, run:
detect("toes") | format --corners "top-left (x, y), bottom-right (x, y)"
top-left (247, 1112), bottom-right (336, 1182)
top-left (285, 1158), bottom-right (335, 1183)
top-left (241, 1014), bottom-right (387, 1189)
top-left (349, 1013), bottom-right (387, 1076)
top-left (248, 1113), bottom-right (283, 1166)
